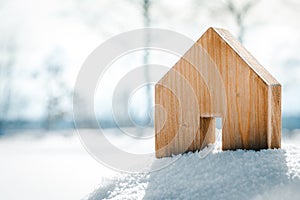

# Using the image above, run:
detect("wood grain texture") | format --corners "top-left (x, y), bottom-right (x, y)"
top-left (155, 27), bottom-right (281, 158)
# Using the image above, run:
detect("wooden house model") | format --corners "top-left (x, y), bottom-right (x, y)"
top-left (155, 27), bottom-right (281, 158)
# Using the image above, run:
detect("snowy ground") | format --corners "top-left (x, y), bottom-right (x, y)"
top-left (0, 130), bottom-right (117, 200)
top-left (89, 144), bottom-right (300, 200)
top-left (0, 129), bottom-right (300, 200)
top-left (88, 130), bottom-right (300, 200)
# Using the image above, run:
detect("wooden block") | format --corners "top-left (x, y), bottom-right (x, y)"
top-left (155, 27), bottom-right (281, 158)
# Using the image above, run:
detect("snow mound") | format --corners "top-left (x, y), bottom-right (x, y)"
top-left (88, 143), bottom-right (300, 200)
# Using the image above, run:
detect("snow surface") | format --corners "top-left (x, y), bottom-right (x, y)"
top-left (88, 136), bottom-right (300, 200)
top-left (1, 129), bottom-right (300, 200)
top-left (0, 131), bottom-right (117, 200)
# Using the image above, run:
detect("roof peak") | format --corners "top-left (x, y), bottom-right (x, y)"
top-left (198, 27), bottom-right (279, 85)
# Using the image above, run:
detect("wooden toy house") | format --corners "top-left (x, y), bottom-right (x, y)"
top-left (155, 27), bottom-right (281, 158)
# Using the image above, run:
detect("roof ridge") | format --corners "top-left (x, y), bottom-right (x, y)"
top-left (209, 27), bottom-right (280, 85)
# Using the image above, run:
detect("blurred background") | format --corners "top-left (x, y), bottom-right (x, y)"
top-left (0, 0), bottom-right (300, 199)
top-left (1, 0), bottom-right (300, 134)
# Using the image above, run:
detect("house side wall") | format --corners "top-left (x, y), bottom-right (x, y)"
top-left (269, 85), bottom-right (281, 148)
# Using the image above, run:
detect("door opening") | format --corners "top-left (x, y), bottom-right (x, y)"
top-left (215, 117), bottom-right (222, 148)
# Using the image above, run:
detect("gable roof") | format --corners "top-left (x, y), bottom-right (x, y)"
top-left (196, 27), bottom-right (280, 86)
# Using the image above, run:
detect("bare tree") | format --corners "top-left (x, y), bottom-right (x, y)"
top-left (142, 0), bottom-right (153, 125)
top-left (192, 0), bottom-right (259, 43)
top-left (223, 0), bottom-right (259, 43)
top-left (73, 0), bottom-right (154, 126)
top-left (41, 49), bottom-right (72, 130)
top-left (0, 35), bottom-right (17, 130)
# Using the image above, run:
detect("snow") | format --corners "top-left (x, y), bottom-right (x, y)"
top-left (88, 132), bottom-right (300, 200)
top-left (1, 129), bottom-right (300, 200)
top-left (0, 131), bottom-right (117, 200)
